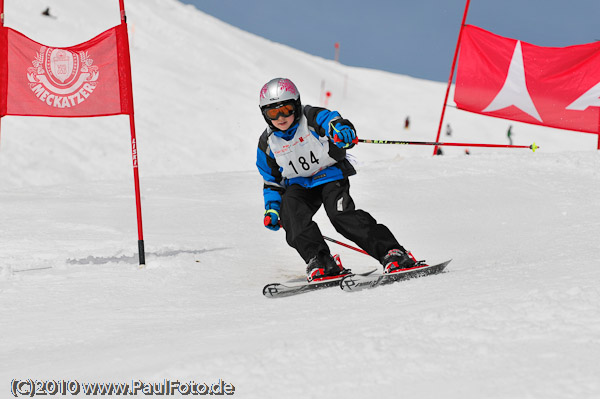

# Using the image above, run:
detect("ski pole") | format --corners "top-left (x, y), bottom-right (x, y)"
top-left (323, 235), bottom-right (369, 256)
top-left (359, 138), bottom-right (539, 152)
top-left (323, 235), bottom-right (419, 263)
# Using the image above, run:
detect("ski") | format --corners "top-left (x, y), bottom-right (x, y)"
top-left (340, 260), bottom-right (451, 292)
top-left (263, 269), bottom-right (377, 298)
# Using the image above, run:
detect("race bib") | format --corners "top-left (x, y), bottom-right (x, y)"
top-left (268, 116), bottom-right (337, 179)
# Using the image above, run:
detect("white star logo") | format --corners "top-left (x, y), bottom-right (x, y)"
top-left (566, 81), bottom-right (600, 111)
top-left (482, 41), bottom-right (543, 122)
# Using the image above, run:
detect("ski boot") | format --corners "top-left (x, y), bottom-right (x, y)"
top-left (306, 253), bottom-right (350, 282)
top-left (381, 249), bottom-right (417, 274)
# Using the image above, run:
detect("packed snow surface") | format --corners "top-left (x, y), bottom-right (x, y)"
top-left (1, 1), bottom-right (599, 398)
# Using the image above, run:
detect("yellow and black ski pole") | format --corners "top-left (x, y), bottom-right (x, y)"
top-left (359, 139), bottom-right (539, 152)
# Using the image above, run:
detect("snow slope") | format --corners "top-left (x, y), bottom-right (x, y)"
top-left (1, 1), bottom-right (599, 398)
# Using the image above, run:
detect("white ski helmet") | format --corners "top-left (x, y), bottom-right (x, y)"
top-left (259, 78), bottom-right (302, 128)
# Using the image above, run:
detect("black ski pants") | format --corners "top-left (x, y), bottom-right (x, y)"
top-left (280, 178), bottom-right (401, 264)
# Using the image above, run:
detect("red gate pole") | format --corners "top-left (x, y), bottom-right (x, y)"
top-left (1, 0), bottom-right (4, 149)
top-left (119, 0), bottom-right (145, 266)
top-left (433, 0), bottom-right (471, 156)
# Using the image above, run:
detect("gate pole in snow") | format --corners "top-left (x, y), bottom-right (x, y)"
top-left (119, 0), bottom-right (146, 266)
top-left (433, 0), bottom-right (471, 156)
top-left (0, 0), bottom-right (4, 148)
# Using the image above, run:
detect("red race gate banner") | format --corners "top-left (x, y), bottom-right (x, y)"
top-left (455, 24), bottom-right (600, 134)
top-left (0, 24), bottom-right (133, 117)
top-left (0, 1), bottom-right (145, 266)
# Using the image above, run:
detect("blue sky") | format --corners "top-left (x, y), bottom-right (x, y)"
top-left (180, 0), bottom-right (600, 82)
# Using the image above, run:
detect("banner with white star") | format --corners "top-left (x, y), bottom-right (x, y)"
top-left (455, 25), bottom-right (600, 134)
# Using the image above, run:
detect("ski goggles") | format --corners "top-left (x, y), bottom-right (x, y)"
top-left (263, 103), bottom-right (295, 120)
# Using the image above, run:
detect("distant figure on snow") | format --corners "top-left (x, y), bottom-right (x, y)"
top-left (41, 7), bottom-right (56, 18)
top-left (465, 149), bottom-right (470, 155)
top-left (257, 77), bottom-right (421, 283)
top-left (436, 147), bottom-right (443, 156)
top-left (404, 116), bottom-right (410, 130)
top-left (507, 125), bottom-right (513, 145)
top-left (446, 123), bottom-right (452, 137)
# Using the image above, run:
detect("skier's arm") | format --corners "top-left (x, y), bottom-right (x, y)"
top-left (304, 105), bottom-right (358, 151)
top-left (256, 131), bottom-right (284, 208)
top-left (303, 105), bottom-right (342, 137)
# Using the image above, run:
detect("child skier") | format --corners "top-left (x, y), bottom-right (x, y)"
top-left (256, 77), bottom-right (416, 282)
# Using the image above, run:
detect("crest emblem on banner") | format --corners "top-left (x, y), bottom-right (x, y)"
top-left (27, 47), bottom-right (100, 108)
top-left (49, 49), bottom-right (77, 84)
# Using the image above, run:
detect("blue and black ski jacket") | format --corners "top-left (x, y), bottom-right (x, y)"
top-left (256, 105), bottom-right (356, 208)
